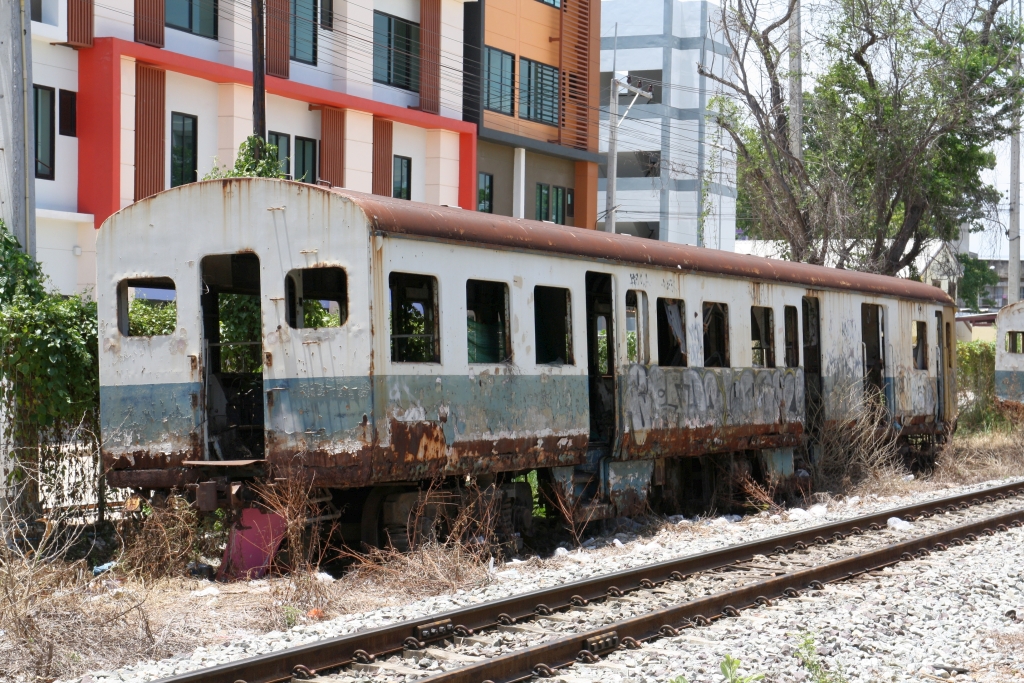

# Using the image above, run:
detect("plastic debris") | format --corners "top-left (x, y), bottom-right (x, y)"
top-left (887, 517), bottom-right (913, 531)
top-left (92, 561), bottom-right (116, 576)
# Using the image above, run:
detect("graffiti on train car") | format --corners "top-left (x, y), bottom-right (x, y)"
top-left (619, 365), bottom-right (805, 457)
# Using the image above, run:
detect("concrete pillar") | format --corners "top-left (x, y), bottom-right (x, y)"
top-left (332, 1), bottom-right (373, 98)
top-left (343, 109), bottom-right (374, 193)
top-left (425, 129), bottom-right (460, 206)
top-left (217, 83), bottom-right (253, 171)
top-left (119, 56), bottom-right (136, 210)
top-left (512, 147), bottom-right (526, 219)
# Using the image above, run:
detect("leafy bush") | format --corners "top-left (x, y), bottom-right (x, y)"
top-left (127, 299), bottom-right (177, 336)
top-left (956, 340), bottom-right (1006, 431)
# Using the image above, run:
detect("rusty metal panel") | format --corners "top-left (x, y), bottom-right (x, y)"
top-left (558, 0), bottom-right (592, 151)
top-left (320, 107), bottom-right (345, 187)
top-left (134, 63), bottom-right (165, 201)
top-left (372, 118), bottom-right (393, 196)
top-left (266, 0), bottom-right (290, 79)
top-left (134, 0), bottom-right (164, 47)
top-left (419, 0), bottom-right (441, 115)
top-left (67, 0), bottom-right (94, 47)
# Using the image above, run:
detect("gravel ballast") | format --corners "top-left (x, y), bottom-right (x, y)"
top-left (74, 478), bottom-right (1024, 683)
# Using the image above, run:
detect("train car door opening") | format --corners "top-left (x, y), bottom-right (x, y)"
top-left (861, 303), bottom-right (886, 400)
top-left (200, 254), bottom-right (266, 460)
top-left (802, 296), bottom-right (823, 429)
top-left (586, 272), bottom-right (615, 443)
top-left (935, 310), bottom-right (945, 422)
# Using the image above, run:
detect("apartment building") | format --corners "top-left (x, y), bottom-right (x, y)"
top-left (597, 0), bottom-right (736, 249)
top-left (28, 0), bottom-right (477, 294)
top-left (462, 0), bottom-right (600, 229)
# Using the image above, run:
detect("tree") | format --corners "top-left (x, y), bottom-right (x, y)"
top-left (204, 135), bottom-right (285, 180)
top-left (704, 0), bottom-right (1023, 275)
top-left (957, 253), bottom-right (999, 310)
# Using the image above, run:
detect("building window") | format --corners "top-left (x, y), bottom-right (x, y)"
top-left (268, 131), bottom-right (291, 177)
top-left (170, 112), bottom-right (198, 188)
top-left (373, 12), bottom-right (420, 92)
top-left (294, 136), bottom-right (317, 183)
top-left (483, 47), bottom-right (515, 115)
top-left (784, 305), bottom-right (799, 367)
top-left (58, 90), bottom-right (76, 137)
top-left (912, 320), bottom-right (928, 370)
top-left (478, 172), bottom-right (494, 212)
top-left (520, 58), bottom-right (559, 126)
top-left (467, 280), bottom-right (511, 363)
top-left (750, 306), bottom-right (775, 368)
top-left (320, 0), bottom-right (332, 29)
top-left (566, 188), bottom-right (574, 218)
top-left (534, 285), bottom-right (573, 365)
top-left (657, 298), bottom-right (687, 366)
top-left (703, 302), bottom-right (730, 367)
top-left (34, 85), bottom-right (54, 180)
top-left (393, 155), bottom-right (411, 199)
top-left (551, 186), bottom-right (566, 224)
top-left (166, 0), bottom-right (217, 38)
top-left (390, 272), bottom-right (440, 363)
top-left (625, 290), bottom-right (649, 364)
top-left (535, 184), bottom-right (568, 223)
top-left (291, 0), bottom-right (317, 64)
top-left (536, 183), bottom-right (550, 221)
top-left (536, 0), bottom-right (561, 7)
top-left (285, 267), bottom-right (348, 329)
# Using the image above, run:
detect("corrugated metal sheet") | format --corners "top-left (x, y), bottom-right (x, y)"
top-left (335, 189), bottom-right (956, 305)
top-left (266, 0), bottom-right (290, 79)
top-left (419, 0), bottom-right (441, 115)
top-left (134, 0), bottom-right (164, 47)
top-left (67, 0), bottom-right (94, 47)
top-left (320, 106), bottom-right (345, 187)
top-left (372, 117), bottom-right (393, 196)
top-left (559, 0), bottom-right (592, 151)
top-left (134, 63), bottom-right (165, 201)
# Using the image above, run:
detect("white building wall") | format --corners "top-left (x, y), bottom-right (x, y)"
top-left (32, 41), bottom-right (79, 214)
top-left (93, 0), bottom-right (134, 41)
top-left (120, 57), bottom-right (136, 209)
top-left (166, 72), bottom-right (220, 184)
top-left (393, 122), bottom-right (427, 203)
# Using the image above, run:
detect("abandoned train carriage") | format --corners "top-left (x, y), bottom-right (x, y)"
top-left (98, 178), bottom-right (956, 544)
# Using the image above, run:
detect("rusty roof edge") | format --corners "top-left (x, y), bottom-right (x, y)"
top-left (338, 189), bottom-right (954, 307)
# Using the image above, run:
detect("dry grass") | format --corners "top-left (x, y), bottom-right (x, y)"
top-left (933, 428), bottom-right (1024, 485)
top-left (117, 495), bottom-right (219, 580)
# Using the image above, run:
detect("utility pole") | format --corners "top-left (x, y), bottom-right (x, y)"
top-left (1009, 0), bottom-right (1021, 305)
top-left (788, 0), bottom-right (802, 161)
top-left (605, 25), bottom-right (652, 233)
top-left (252, 0), bottom-right (267, 143)
top-left (1, 0), bottom-right (36, 255)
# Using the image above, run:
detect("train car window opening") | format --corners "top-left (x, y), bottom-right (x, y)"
top-left (285, 267), bottom-right (348, 329)
top-left (390, 273), bottom-right (440, 363)
top-left (595, 315), bottom-right (610, 374)
top-left (534, 286), bottom-right (573, 365)
top-left (784, 305), bottom-right (799, 367)
top-left (912, 320), bottom-right (928, 370)
top-left (625, 290), bottom-right (649, 364)
top-left (861, 304), bottom-right (886, 398)
top-left (117, 277), bottom-right (177, 337)
top-left (1006, 331), bottom-right (1024, 354)
top-left (467, 279), bottom-right (511, 363)
top-left (945, 322), bottom-right (953, 368)
top-left (750, 306), bottom-right (775, 368)
top-left (702, 302), bottom-right (730, 368)
top-left (656, 298), bottom-right (687, 367)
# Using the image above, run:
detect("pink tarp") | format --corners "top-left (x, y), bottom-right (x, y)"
top-left (217, 507), bottom-right (286, 580)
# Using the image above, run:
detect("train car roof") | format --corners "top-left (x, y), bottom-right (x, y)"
top-left (336, 187), bottom-right (954, 306)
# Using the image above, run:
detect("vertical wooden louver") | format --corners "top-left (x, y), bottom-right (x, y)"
top-left (419, 0), bottom-right (441, 115)
top-left (134, 64), bottom-right (166, 201)
top-left (559, 0), bottom-right (592, 151)
top-left (372, 117), bottom-right (393, 196)
top-left (134, 0), bottom-right (164, 48)
top-left (67, 0), bottom-right (94, 47)
top-left (266, 0), bottom-right (291, 79)
top-left (320, 107), bottom-right (345, 187)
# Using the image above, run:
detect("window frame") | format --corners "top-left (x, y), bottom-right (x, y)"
top-left (393, 155), bottom-right (412, 199)
top-left (750, 306), bottom-right (776, 368)
top-left (268, 131), bottom-right (291, 178)
top-left (117, 277), bottom-right (178, 338)
top-left (165, 0), bottom-right (218, 40)
top-left (534, 285), bottom-right (574, 366)
top-left (170, 111), bottom-right (199, 188)
top-left (702, 301), bottom-right (730, 368)
top-left (1007, 331), bottom-right (1024, 354)
top-left (656, 297), bottom-right (687, 367)
top-left (389, 272), bottom-right (441, 364)
top-left (373, 11), bottom-right (421, 92)
top-left (294, 136), bottom-right (317, 183)
top-left (483, 46), bottom-right (515, 116)
top-left (320, 0), bottom-right (332, 29)
top-left (519, 57), bottom-right (560, 126)
top-left (912, 320), bottom-right (928, 370)
top-left (625, 290), bottom-right (649, 364)
top-left (478, 172), bottom-right (494, 213)
top-left (34, 85), bottom-right (55, 181)
top-left (290, 0), bottom-right (318, 65)
top-left (784, 305), bottom-right (800, 368)
top-left (284, 267), bottom-right (349, 330)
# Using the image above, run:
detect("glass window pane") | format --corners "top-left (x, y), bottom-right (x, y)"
top-left (478, 172), bottom-right (493, 212)
top-left (393, 156), bottom-right (411, 199)
top-left (34, 86), bottom-right (54, 180)
top-left (196, 0), bottom-right (217, 38)
top-left (290, 0), bottom-right (317, 64)
top-left (269, 131), bottom-right (290, 176)
top-left (170, 112), bottom-right (197, 188)
top-left (373, 12), bottom-right (420, 92)
top-left (166, 0), bottom-right (190, 30)
top-left (373, 12), bottom-right (390, 83)
top-left (295, 136), bottom-right (316, 183)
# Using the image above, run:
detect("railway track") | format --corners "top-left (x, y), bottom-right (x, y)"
top-left (152, 481), bottom-right (1024, 683)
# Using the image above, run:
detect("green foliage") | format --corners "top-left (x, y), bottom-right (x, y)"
top-left (957, 254), bottom-right (999, 311)
top-left (128, 299), bottom-right (177, 336)
top-left (203, 135), bottom-right (285, 180)
top-left (0, 220), bottom-right (100, 512)
top-left (795, 634), bottom-right (848, 683)
top-left (303, 299), bottom-right (337, 328)
top-left (957, 340), bottom-right (1007, 431)
top-left (719, 654), bottom-right (764, 683)
top-left (219, 293), bottom-right (262, 373)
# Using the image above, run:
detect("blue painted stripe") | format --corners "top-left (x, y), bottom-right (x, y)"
top-left (996, 370), bottom-right (1024, 404)
top-left (100, 382), bottom-right (201, 448)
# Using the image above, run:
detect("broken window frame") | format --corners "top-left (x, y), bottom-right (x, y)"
top-left (466, 279), bottom-right (512, 363)
top-left (656, 297), bottom-right (687, 367)
top-left (534, 285), bottom-right (574, 366)
top-left (1006, 331), bottom-right (1024, 354)
top-left (912, 320), bottom-right (928, 370)
top-left (117, 277), bottom-right (178, 337)
top-left (750, 306), bottom-right (776, 368)
top-left (390, 272), bottom-right (441, 364)
top-left (784, 305), bottom-right (799, 368)
top-left (702, 301), bottom-right (730, 368)
top-left (284, 267), bottom-right (349, 330)
top-left (625, 290), bottom-right (649, 364)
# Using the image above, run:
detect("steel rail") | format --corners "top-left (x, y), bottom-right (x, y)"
top-left (150, 480), bottom-right (1024, 683)
top-left (418, 507), bottom-right (1024, 683)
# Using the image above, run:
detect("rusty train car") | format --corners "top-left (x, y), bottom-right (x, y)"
top-left (98, 178), bottom-right (956, 546)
